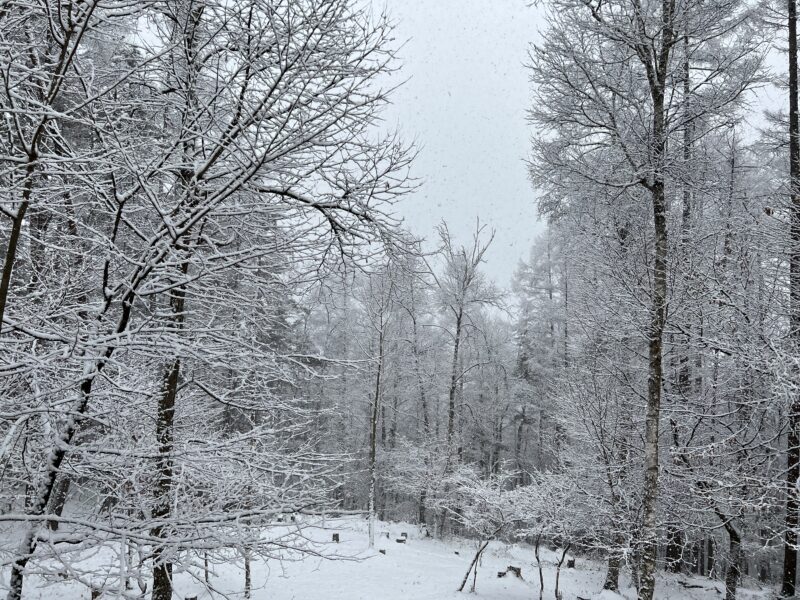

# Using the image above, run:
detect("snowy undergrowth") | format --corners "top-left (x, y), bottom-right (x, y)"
top-left (1, 517), bottom-right (773, 600)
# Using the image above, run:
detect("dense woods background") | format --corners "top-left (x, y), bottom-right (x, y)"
top-left (2, 1), bottom-right (800, 600)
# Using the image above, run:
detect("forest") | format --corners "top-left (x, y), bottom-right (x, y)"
top-left (0, 1), bottom-right (799, 600)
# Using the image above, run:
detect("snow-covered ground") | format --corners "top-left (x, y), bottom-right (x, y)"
top-left (3, 517), bottom-right (773, 600)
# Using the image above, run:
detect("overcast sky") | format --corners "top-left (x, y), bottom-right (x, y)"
top-left (376, 0), bottom-right (545, 286)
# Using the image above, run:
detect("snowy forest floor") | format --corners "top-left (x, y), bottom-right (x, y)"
top-left (2, 517), bottom-right (774, 600)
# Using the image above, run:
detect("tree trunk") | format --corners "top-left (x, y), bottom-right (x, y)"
top-left (535, 533), bottom-right (545, 600)
top-left (244, 549), bottom-right (252, 599)
top-left (369, 323), bottom-right (385, 548)
top-left (151, 356), bottom-right (180, 600)
top-left (604, 553), bottom-right (621, 591)
top-left (665, 525), bottom-right (683, 573)
top-left (639, 179), bottom-right (668, 600)
top-left (603, 533), bottom-right (624, 591)
top-left (389, 383), bottom-right (398, 450)
top-left (0, 199), bottom-right (29, 334)
top-left (151, 238), bottom-right (191, 600)
top-left (696, 539), bottom-right (705, 576)
top-left (555, 544), bottom-right (571, 600)
top-left (46, 476), bottom-right (71, 530)
top-left (458, 540), bottom-right (489, 592)
top-left (380, 404), bottom-right (387, 448)
top-left (410, 307), bottom-right (429, 528)
top-left (638, 57), bottom-right (670, 596)
top-left (562, 256), bottom-right (569, 367)
top-left (447, 309), bottom-right (463, 448)
top-left (411, 313), bottom-right (429, 434)
top-left (725, 525), bottom-right (741, 600)
top-left (784, 0), bottom-right (800, 595)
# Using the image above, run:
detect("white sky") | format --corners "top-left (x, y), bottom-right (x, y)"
top-left (376, 0), bottom-right (545, 286)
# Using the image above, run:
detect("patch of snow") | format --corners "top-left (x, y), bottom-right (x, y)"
top-left (0, 517), bottom-right (771, 600)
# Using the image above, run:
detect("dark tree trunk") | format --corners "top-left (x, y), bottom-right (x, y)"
top-left (555, 544), bottom-right (571, 599)
top-left (151, 239), bottom-right (191, 600)
top-left (604, 534), bottom-right (624, 592)
top-left (638, 63), bottom-right (671, 599)
top-left (637, 0), bottom-right (675, 595)
top-left (0, 199), bottom-right (29, 334)
top-left (368, 319), bottom-right (385, 547)
top-left (458, 540), bottom-right (489, 592)
top-left (389, 388), bottom-right (398, 449)
top-left (380, 404), bottom-right (387, 448)
top-left (534, 533), bottom-right (545, 600)
top-left (725, 525), bottom-right (741, 600)
top-left (785, 0), bottom-right (800, 595)
top-left (46, 477), bottom-right (71, 531)
top-left (665, 525), bottom-right (683, 573)
top-left (639, 179), bottom-right (668, 600)
top-left (151, 357), bottom-right (181, 600)
top-left (604, 553), bottom-right (621, 591)
top-left (244, 550), bottom-right (251, 599)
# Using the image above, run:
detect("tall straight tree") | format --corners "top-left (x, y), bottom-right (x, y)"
top-left (529, 0), bottom-right (763, 597)
top-left (784, 0), bottom-right (800, 593)
top-left (359, 264), bottom-right (398, 547)
top-left (435, 223), bottom-right (497, 455)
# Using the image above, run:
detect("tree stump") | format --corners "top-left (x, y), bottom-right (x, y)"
top-left (379, 549), bottom-right (386, 555)
top-left (567, 559), bottom-right (576, 569)
top-left (400, 532), bottom-right (408, 539)
top-left (396, 538), bottom-right (406, 544)
top-left (91, 590), bottom-right (102, 600)
top-left (332, 533), bottom-right (340, 543)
